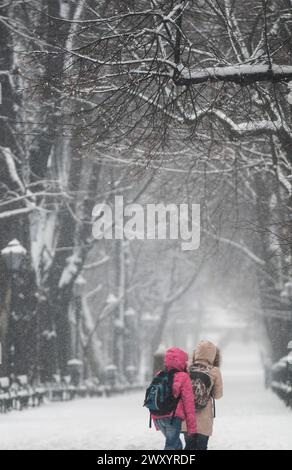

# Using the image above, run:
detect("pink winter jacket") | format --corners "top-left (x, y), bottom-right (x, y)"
top-left (152, 348), bottom-right (197, 435)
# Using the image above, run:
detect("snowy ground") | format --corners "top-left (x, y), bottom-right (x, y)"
top-left (0, 341), bottom-right (291, 450)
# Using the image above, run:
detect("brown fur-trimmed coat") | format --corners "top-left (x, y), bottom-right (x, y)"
top-left (182, 341), bottom-right (223, 436)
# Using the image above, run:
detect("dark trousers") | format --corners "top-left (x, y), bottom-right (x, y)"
top-left (185, 433), bottom-right (209, 450)
top-left (156, 417), bottom-right (183, 450)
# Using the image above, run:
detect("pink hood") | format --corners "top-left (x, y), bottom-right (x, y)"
top-left (165, 347), bottom-right (188, 372)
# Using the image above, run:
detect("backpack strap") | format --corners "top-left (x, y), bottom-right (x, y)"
top-left (170, 394), bottom-right (181, 425)
top-left (170, 409), bottom-right (176, 425)
top-left (194, 362), bottom-right (212, 371)
top-left (168, 369), bottom-right (181, 424)
top-left (149, 413), bottom-right (152, 428)
top-left (212, 397), bottom-right (216, 418)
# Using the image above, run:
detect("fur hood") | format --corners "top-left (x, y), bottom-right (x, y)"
top-left (192, 340), bottom-right (221, 367)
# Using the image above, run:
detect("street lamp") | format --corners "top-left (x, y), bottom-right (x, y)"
top-left (67, 274), bottom-right (87, 384)
top-left (1, 239), bottom-right (27, 273)
top-left (1, 239), bottom-right (27, 375)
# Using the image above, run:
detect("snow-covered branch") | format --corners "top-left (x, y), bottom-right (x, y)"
top-left (83, 256), bottom-right (110, 271)
top-left (175, 64), bottom-right (292, 85)
top-left (204, 229), bottom-right (266, 266)
top-left (0, 147), bottom-right (25, 193)
top-left (0, 207), bottom-right (34, 219)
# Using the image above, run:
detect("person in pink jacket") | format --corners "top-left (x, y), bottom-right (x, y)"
top-left (152, 347), bottom-right (197, 450)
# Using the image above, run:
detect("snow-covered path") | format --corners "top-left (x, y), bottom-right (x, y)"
top-left (0, 341), bottom-right (291, 450)
top-left (210, 342), bottom-right (292, 450)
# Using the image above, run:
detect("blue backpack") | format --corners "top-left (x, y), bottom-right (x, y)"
top-left (143, 369), bottom-right (180, 426)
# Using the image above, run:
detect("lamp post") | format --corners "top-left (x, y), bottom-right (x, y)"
top-left (68, 274), bottom-right (86, 384)
top-left (73, 274), bottom-right (87, 360)
top-left (1, 239), bottom-right (27, 273)
top-left (1, 239), bottom-right (27, 375)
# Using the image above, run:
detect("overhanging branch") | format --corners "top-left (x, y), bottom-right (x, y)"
top-left (174, 64), bottom-right (292, 85)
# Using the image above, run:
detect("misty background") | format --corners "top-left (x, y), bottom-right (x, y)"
top-left (0, 0), bottom-right (291, 449)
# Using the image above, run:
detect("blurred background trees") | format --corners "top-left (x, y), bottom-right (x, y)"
top-left (0, 0), bottom-right (291, 386)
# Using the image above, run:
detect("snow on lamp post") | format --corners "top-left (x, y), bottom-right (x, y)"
top-left (1, 239), bottom-right (27, 374)
top-left (1, 239), bottom-right (27, 273)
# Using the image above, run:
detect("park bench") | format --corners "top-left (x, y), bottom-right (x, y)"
top-left (49, 374), bottom-right (78, 401)
top-left (63, 375), bottom-right (77, 400)
top-left (0, 376), bottom-right (46, 412)
top-left (16, 375), bottom-right (35, 409)
top-left (84, 378), bottom-right (104, 397)
top-left (16, 375), bottom-right (46, 409)
top-left (33, 384), bottom-right (46, 406)
top-left (0, 377), bottom-right (13, 412)
top-left (104, 383), bottom-right (125, 397)
top-left (76, 382), bottom-right (87, 398)
top-left (271, 356), bottom-right (292, 408)
top-left (49, 374), bottom-right (67, 401)
top-left (62, 376), bottom-right (89, 399)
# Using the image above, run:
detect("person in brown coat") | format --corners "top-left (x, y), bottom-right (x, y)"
top-left (183, 340), bottom-right (223, 450)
